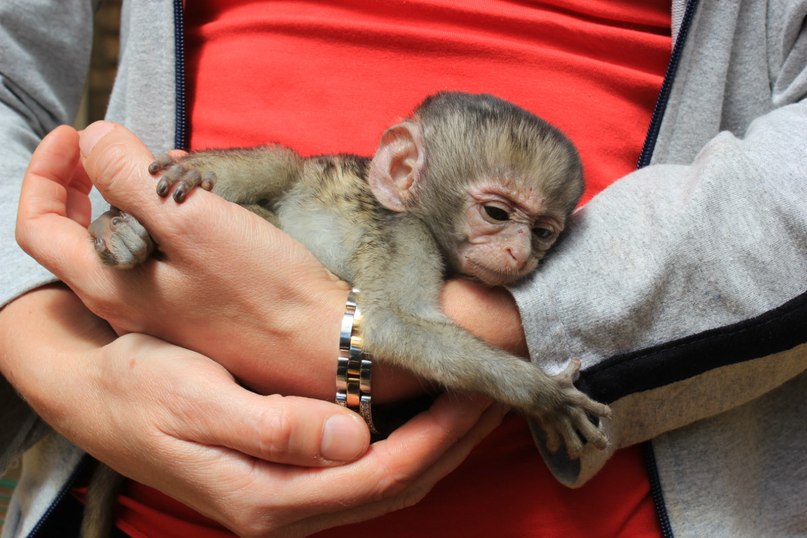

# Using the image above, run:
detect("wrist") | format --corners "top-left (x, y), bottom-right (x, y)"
top-left (339, 280), bottom-right (529, 407)
top-left (440, 278), bottom-right (528, 357)
top-left (0, 284), bottom-right (115, 421)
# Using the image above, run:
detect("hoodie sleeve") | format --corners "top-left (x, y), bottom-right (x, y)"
top-left (512, 0), bottom-right (807, 486)
top-left (0, 0), bottom-right (96, 468)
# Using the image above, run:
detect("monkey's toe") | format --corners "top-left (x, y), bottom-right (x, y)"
top-left (149, 153), bottom-right (176, 175)
top-left (155, 165), bottom-right (206, 202)
top-left (89, 209), bottom-right (154, 268)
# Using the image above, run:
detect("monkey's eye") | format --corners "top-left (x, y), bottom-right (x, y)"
top-left (533, 227), bottom-right (555, 240)
top-left (483, 205), bottom-right (510, 222)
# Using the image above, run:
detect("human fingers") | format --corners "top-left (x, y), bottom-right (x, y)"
top-left (16, 125), bottom-right (99, 275)
top-left (249, 393), bottom-right (507, 535)
top-left (78, 121), bottom-right (161, 220)
top-left (168, 392), bottom-right (503, 537)
top-left (78, 121), bottom-right (233, 246)
top-left (95, 333), bottom-right (370, 468)
top-left (166, 389), bottom-right (371, 467)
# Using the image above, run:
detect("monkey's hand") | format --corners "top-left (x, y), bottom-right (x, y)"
top-left (530, 358), bottom-right (610, 459)
top-left (88, 207), bottom-right (154, 269)
top-left (87, 152), bottom-right (216, 268)
top-left (149, 153), bottom-right (217, 203)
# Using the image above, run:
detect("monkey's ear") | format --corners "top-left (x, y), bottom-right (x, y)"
top-left (368, 122), bottom-right (425, 212)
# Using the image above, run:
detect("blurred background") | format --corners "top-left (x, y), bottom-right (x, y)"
top-left (77, 0), bottom-right (122, 128)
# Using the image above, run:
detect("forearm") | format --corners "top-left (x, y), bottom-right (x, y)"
top-left (0, 285), bottom-right (115, 429)
top-left (371, 279), bottom-right (528, 403)
top-left (220, 277), bottom-right (526, 404)
top-left (441, 279), bottom-right (528, 357)
top-left (0, 284), bottom-right (114, 473)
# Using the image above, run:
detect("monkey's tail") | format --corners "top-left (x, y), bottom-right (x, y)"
top-left (80, 462), bottom-right (125, 538)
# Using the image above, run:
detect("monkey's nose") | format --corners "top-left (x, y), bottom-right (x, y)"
top-left (505, 247), bottom-right (530, 271)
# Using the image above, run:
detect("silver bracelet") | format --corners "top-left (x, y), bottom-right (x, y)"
top-left (336, 288), bottom-right (378, 433)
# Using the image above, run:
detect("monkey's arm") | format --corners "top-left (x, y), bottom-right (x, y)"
top-left (91, 146), bottom-right (304, 264)
top-left (354, 218), bottom-right (608, 458)
top-left (150, 145), bottom-right (303, 211)
top-left (441, 279), bottom-right (528, 357)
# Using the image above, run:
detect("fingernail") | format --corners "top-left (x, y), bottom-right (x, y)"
top-left (321, 413), bottom-right (368, 462)
top-left (79, 121), bottom-right (115, 157)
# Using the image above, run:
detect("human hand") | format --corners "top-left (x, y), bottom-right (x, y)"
top-left (16, 122), bottom-right (351, 399)
top-left (88, 336), bottom-right (505, 538)
top-left (0, 286), bottom-right (506, 537)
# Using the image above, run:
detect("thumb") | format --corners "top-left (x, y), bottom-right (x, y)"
top-left (16, 125), bottom-right (99, 276)
top-left (179, 385), bottom-right (372, 467)
top-left (79, 121), bottom-right (164, 224)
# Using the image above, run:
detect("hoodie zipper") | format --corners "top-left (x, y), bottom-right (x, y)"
top-left (643, 442), bottom-right (675, 538)
top-left (637, 0), bottom-right (700, 169)
top-left (174, 0), bottom-right (188, 151)
top-left (637, 2), bottom-right (699, 537)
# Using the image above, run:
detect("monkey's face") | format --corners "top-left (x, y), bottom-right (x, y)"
top-left (450, 180), bottom-right (565, 286)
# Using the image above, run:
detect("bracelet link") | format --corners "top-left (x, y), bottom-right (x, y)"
top-left (336, 288), bottom-right (378, 433)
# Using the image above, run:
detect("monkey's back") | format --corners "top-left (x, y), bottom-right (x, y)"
top-left (274, 154), bottom-right (391, 283)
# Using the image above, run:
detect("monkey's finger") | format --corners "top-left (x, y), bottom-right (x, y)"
top-left (563, 388), bottom-right (612, 420)
top-left (558, 357), bottom-right (581, 382)
top-left (148, 152), bottom-right (177, 174)
top-left (78, 122), bottom-right (195, 235)
top-left (78, 122), bottom-right (237, 247)
top-left (571, 411), bottom-right (609, 451)
top-left (556, 415), bottom-right (584, 459)
top-left (581, 399), bottom-right (612, 420)
top-left (543, 422), bottom-right (562, 455)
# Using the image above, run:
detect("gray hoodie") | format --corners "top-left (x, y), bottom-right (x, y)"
top-left (1, 0), bottom-right (805, 536)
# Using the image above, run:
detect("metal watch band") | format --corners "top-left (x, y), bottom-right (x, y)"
top-left (336, 288), bottom-right (378, 433)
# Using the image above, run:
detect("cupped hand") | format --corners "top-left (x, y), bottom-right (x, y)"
top-left (16, 123), bottom-right (349, 398)
top-left (0, 285), bottom-right (505, 538)
top-left (88, 335), bottom-right (505, 538)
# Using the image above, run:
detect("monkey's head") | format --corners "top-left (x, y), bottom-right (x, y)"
top-left (368, 92), bottom-right (583, 286)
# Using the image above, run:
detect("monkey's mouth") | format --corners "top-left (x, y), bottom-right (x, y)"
top-left (462, 258), bottom-right (530, 287)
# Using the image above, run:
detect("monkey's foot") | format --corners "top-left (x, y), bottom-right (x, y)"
top-left (88, 207), bottom-right (154, 269)
top-left (527, 359), bottom-right (611, 460)
top-left (149, 153), bottom-right (217, 203)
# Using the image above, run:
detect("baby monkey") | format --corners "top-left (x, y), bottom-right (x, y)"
top-left (91, 91), bottom-right (610, 447)
top-left (86, 93), bottom-right (610, 534)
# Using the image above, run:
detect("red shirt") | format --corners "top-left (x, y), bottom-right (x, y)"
top-left (115, 1), bottom-right (671, 536)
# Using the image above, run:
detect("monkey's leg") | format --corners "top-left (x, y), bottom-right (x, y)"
top-left (89, 207), bottom-right (155, 268)
top-left (148, 145), bottom-right (303, 207)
